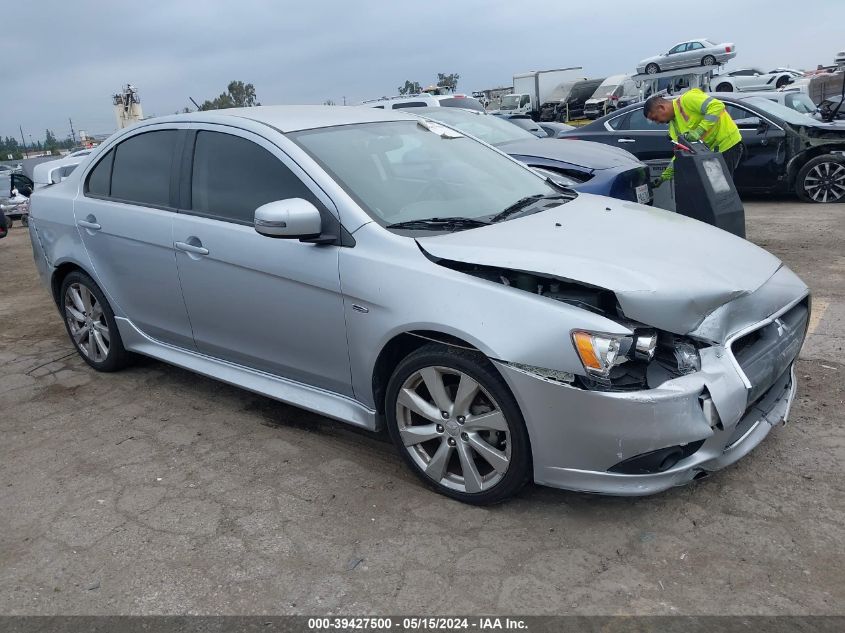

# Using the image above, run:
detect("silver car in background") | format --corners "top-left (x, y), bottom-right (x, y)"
top-left (28, 106), bottom-right (808, 504)
top-left (637, 38), bottom-right (736, 74)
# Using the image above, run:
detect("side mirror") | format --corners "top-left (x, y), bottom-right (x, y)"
top-left (50, 170), bottom-right (63, 185)
top-left (254, 198), bottom-right (322, 239)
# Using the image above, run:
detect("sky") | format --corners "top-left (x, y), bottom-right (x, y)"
top-left (1, 0), bottom-right (843, 143)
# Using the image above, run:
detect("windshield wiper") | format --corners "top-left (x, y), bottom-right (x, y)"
top-left (489, 193), bottom-right (571, 223)
top-left (386, 216), bottom-right (491, 231)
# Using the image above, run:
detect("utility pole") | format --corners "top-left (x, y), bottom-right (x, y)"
top-left (19, 125), bottom-right (26, 153)
top-left (68, 118), bottom-right (77, 144)
top-left (343, 96), bottom-right (347, 106)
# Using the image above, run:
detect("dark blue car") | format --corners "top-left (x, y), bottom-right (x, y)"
top-left (413, 107), bottom-right (652, 205)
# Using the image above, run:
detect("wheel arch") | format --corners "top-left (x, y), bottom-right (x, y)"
top-left (50, 261), bottom-right (91, 307)
top-left (371, 330), bottom-right (487, 416)
top-left (787, 147), bottom-right (845, 188)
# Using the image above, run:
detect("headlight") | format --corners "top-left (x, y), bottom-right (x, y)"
top-left (571, 331), bottom-right (632, 378)
top-left (572, 329), bottom-right (658, 379)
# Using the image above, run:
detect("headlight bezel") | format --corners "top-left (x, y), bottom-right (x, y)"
top-left (571, 328), bottom-right (691, 385)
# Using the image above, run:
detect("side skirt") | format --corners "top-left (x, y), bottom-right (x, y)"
top-left (116, 317), bottom-right (378, 431)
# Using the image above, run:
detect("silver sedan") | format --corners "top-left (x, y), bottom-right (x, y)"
top-left (28, 106), bottom-right (807, 504)
top-left (637, 38), bottom-right (736, 74)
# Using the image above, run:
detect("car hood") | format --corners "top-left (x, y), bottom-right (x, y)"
top-left (496, 138), bottom-right (642, 170)
top-left (585, 97), bottom-right (610, 105)
top-left (416, 194), bottom-right (782, 335)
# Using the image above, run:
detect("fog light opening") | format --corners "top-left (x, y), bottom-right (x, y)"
top-left (658, 450), bottom-right (684, 472)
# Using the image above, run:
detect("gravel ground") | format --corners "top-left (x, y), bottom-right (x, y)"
top-left (0, 200), bottom-right (843, 615)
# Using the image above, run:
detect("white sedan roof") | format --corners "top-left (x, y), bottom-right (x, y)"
top-left (153, 105), bottom-right (414, 134)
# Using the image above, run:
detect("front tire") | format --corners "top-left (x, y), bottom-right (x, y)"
top-left (716, 82), bottom-right (734, 92)
top-left (645, 63), bottom-right (660, 75)
top-left (796, 155), bottom-right (845, 203)
top-left (385, 344), bottom-right (531, 504)
top-left (702, 55), bottom-right (717, 66)
top-left (60, 271), bottom-right (131, 372)
top-left (775, 76), bottom-right (790, 89)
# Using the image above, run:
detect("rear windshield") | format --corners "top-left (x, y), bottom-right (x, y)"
top-left (438, 97), bottom-right (485, 111)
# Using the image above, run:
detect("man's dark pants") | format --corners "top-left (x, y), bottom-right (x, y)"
top-left (721, 142), bottom-right (745, 179)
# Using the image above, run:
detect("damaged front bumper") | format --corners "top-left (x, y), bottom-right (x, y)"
top-left (493, 295), bottom-right (807, 496)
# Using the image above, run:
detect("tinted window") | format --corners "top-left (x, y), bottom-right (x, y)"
top-left (438, 97), bottom-right (485, 111)
top-left (110, 131), bottom-right (177, 206)
top-left (86, 149), bottom-right (114, 196)
top-left (607, 113), bottom-right (628, 130)
top-left (622, 108), bottom-right (668, 131)
top-left (191, 131), bottom-right (315, 225)
top-left (393, 101), bottom-right (427, 109)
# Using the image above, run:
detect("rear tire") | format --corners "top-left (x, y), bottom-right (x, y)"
top-left (645, 63), bottom-right (660, 75)
top-left (702, 55), bottom-right (717, 66)
top-left (60, 271), bottom-right (132, 372)
top-left (796, 155), bottom-right (845, 203)
top-left (716, 83), bottom-right (733, 92)
top-left (385, 344), bottom-right (531, 504)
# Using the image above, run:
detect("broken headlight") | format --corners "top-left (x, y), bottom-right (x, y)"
top-left (571, 330), bottom-right (657, 379)
top-left (573, 329), bottom-right (698, 391)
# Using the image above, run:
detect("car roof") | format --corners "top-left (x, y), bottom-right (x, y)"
top-left (580, 93), bottom-right (757, 126)
top-left (137, 105), bottom-right (415, 133)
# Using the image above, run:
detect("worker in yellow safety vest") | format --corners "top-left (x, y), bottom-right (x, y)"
top-left (644, 88), bottom-right (744, 188)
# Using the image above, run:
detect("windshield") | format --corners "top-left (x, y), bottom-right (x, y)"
top-left (743, 97), bottom-right (819, 126)
top-left (500, 95), bottom-right (521, 110)
top-left (412, 108), bottom-right (535, 144)
top-left (596, 85), bottom-right (619, 98)
top-left (785, 93), bottom-right (818, 114)
top-left (290, 121), bottom-right (558, 228)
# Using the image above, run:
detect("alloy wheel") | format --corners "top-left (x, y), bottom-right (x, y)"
top-left (804, 161), bottom-right (845, 203)
top-left (395, 366), bottom-right (511, 494)
top-left (64, 282), bottom-right (110, 362)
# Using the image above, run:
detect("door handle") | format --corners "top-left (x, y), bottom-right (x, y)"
top-left (175, 240), bottom-right (209, 256)
top-left (77, 219), bottom-right (101, 231)
top-left (617, 138), bottom-right (636, 143)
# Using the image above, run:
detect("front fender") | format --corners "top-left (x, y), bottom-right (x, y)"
top-left (340, 224), bottom-right (629, 408)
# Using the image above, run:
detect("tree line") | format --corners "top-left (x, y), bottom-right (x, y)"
top-left (2, 73), bottom-right (463, 158)
top-left (1, 130), bottom-right (75, 160)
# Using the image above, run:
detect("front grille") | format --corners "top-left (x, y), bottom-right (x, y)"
top-left (730, 300), bottom-right (808, 404)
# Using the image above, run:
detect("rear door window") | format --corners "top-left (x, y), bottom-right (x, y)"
top-left (110, 131), bottom-right (178, 207)
top-left (190, 130), bottom-right (317, 225)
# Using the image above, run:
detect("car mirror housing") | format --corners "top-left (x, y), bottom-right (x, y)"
top-left (254, 198), bottom-right (322, 239)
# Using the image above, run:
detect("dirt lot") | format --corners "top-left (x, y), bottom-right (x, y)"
top-left (1, 201), bottom-right (843, 615)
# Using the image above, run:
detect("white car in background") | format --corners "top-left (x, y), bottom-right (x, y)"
top-left (727, 90), bottom-right (818, 116)
top-left (712, 68), bottom-right (800, 92)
